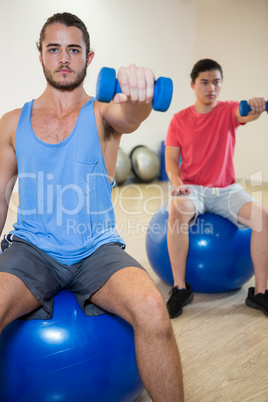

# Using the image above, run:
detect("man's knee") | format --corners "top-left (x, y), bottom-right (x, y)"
top-left (262, 207), bottom-right (268, 228)
top-left (169, 197), bottom-right (195, 224)
top-left (167, 199), bottom-right (195, 238)
top-left (249, 204), bottom-right (268, 233)
top-left (133, 288), bottom-right (172, 337)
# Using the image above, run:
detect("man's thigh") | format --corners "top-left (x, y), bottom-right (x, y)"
top-left (90, 266), bottom-right (160, 324)
top-left (70, 243), bottom-right (148, 317)
top-left (209, 184), bottom-right (258, 228)
top-left (0, 236), bottom-right (62, 320)
top-left (0, 272), bottom-right (41, 330)
top-left (238, 201), bottom-right (267, 232)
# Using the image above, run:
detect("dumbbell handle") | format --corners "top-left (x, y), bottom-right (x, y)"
top-left (96, 67), bottom-right (173, 112)
top-left (239, 100), bottom-right (268, 117)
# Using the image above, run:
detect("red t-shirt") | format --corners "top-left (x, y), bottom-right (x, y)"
top-left (165, 101), bottom-right (243, 188)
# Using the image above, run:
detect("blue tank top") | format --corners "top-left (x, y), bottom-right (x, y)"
top-left (10, 98), bottom-right (125, 265)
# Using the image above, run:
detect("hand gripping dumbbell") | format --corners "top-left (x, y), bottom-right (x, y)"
top-left (96, 67), bottom-right (173, 112)
top-left (239, 100), bottom-right (268, 117)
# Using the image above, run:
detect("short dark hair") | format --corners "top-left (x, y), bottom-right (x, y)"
top-left (190, 59), bottom-right (223, 83)
top-left (36, 12), bottom-right (90, 55)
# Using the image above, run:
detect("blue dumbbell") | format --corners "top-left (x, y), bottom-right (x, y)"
top-left (96, 67), bottom-right (173, 112)
top-left (239, 100), bottom-right (268, 117)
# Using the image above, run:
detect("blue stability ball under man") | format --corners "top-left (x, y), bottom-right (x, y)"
top-left (146, 204), bottom-right (254, 293)
top-left (0, 291), bottom-right (143, 402)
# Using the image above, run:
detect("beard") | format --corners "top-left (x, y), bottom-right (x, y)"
top-left (42, 62), bottom-right (88, 91)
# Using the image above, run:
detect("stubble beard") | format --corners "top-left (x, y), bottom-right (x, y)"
top-left (42, 62), bottom-right (88, 91)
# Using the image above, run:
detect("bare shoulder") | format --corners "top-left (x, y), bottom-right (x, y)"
top-left (1, 108), bottom-right (22, 126)
top-left (0, 109), bottom-right (20, 201)
top-left (0, 108), bottom-right (22, 145)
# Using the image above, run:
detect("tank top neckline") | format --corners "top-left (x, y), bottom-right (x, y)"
top-left (28, 97), bottom-right (94, 148)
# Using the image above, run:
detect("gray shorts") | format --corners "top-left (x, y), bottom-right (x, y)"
top-left (0, 235), bottom-right (145, 320)
top-left (178, 183), bottom-right (258, 229)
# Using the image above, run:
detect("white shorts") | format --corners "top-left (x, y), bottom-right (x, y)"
top-left (177, 183), bottom-right (258, 229)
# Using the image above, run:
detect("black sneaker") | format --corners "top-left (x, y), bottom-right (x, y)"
top-left (245, 287), bottom-right (268, 317)
top-left (166, 283), bottom-right (193, 319)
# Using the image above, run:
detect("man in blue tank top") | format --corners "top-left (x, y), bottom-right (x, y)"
top-left (0, 12), bottom-right (184, 401)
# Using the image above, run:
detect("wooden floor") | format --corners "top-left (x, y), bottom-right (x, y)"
top-left (3, 180), bottom-right (268, 402)
top-left (112, 180), bottom-right (268, 402)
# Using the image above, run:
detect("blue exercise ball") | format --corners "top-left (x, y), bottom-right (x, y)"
top-left (146, 204), bottom-right (254, 293)
top-left (0, 290), bottom-right (143, 402)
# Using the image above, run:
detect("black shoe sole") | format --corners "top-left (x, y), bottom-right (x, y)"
top-left (169, 308), bottom-right (183, 319)
top-left (168, 293), bottom-right (194, 319)
top-left (246, 298), bottom-right (268, 317)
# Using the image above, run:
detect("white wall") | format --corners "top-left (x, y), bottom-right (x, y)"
top-left (0, 0), bottom-right (267, 183)
top-left (193, 0), bottom-right (268, 184)
top-left (0, 0), bottom-right (196, 154)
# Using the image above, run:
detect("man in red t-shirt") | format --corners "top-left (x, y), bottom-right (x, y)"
top-left (165, 59), bottom-right (268, 319)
